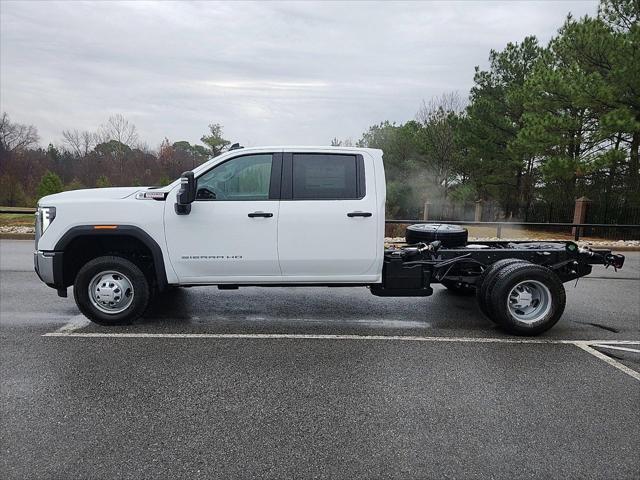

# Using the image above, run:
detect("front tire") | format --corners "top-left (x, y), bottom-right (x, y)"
top-left (488, 263), bottom-right (566, 336)
top-left (74, 256), bottom-right (150, 325)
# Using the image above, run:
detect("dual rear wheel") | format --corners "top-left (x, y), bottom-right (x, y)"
top-left (475, 260), bottom-right (566, 335)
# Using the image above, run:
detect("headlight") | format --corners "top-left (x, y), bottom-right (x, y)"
top-left (37, 206), bottom-right (56, 234)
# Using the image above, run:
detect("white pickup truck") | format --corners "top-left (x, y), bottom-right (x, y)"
top-left (34, 146), bottom-right (624, 335)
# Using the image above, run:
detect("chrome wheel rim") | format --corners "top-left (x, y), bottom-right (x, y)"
top-left (88, 270), bottom-right (134, 314)
top-left (507, 280), bottom-right (551, 324)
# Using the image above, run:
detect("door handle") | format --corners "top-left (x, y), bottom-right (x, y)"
top-left (347, 211), bottom-right (372, 218)
top-left (248, 212), bottom-right (273, 218)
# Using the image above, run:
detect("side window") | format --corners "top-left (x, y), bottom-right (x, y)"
top-left (291, 154), bottom-right (362, 200)
top-left (196, 154), bottom-right (272, 201)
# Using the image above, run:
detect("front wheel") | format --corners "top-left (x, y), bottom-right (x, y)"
top-left (74, 256), bottom-right (150, 325)
top-left (488, 263), bottom-right (566, 336)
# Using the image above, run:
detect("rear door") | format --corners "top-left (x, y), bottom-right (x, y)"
top-left (277, 152), bottom-right (379, 281)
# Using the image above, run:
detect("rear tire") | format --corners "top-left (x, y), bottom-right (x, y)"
top-left (74, 255), bottom-right (150, 326)
top-left (476, 259), bottom-right (531, 321)
top-left (488, 263), bottom-right (566, 335)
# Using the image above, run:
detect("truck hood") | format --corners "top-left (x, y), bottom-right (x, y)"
top-left (39, 187), bottom-right (149, 205)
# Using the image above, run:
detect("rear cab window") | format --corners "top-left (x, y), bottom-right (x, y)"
top-left (283, 153), bottom-right (366, 200)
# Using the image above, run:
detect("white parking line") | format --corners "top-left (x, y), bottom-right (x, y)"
top-left (591, 344), bottom-right (640, 354)
top-left (42, 331), bottom-right (640, 346)
top-left (54, 315), bottom-right (92, 333)
top-left (43, 331), bottom-right (640, 381)
top-left (574, 343), bottom-right (640, 382)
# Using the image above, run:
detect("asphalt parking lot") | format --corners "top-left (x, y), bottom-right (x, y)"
top-left (1, 239), bottom-right (639, 479)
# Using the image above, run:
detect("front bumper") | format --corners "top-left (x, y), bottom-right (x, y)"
top-left (34, 250), bottom-right (65, 293)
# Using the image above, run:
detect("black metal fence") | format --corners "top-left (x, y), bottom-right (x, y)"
top-left (422, 201), bottom-right (476, 222)
top-left (524, 201), bottom-right (575, 224)
top-left (415, 198), bottom-right (640, 240)
top-left (587, 199), bottom-right (640, 239)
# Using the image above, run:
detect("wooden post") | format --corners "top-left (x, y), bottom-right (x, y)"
top-left (572, 196), bottom-right (591, 240)
top-left (423, 201), bottom-right (431, 221)
top-left (474, 200), bottom-right (483, 222)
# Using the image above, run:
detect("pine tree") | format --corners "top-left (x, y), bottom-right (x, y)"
top-left (36, 171), bottom-right (64, 198)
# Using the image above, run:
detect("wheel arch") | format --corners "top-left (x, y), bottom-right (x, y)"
top-left (54, 225), bottom-right (168, 291)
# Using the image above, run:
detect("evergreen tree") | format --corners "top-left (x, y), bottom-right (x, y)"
top-left (201, 124), bottom-right (230, 157)
top-left (36, 170), bottom-right (64, 198)
top-left (461, 37), bottom-right (543, 218)
top-left (95, 175), bottom-right (111, 188)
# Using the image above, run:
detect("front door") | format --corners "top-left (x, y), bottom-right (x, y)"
top-left (164, 152), bottom-right (282, 282)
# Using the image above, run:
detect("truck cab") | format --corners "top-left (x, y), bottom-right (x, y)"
top-left (164, 147), bottom-right (385, 284)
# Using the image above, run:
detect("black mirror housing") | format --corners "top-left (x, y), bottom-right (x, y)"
top-left (175, 171), bottom-right (196, 215)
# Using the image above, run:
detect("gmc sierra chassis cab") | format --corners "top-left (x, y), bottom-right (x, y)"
top-left (34, 146), bottom-right (625, 335)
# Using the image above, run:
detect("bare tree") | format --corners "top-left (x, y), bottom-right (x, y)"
top-left (98, 114), bottom-right (139, 179)
top-left (0, 112), bottom-right (39, 151)
top-left (416, 92), bottom-right (465, 124)
top-left (415, 93), bottom-right (466, 199)
top-left (330, 137), bottom-right (354, 147)
top-left (99, 114), bottom-right (138, 147)
top-left (62, 129), bottom-right (99, 157)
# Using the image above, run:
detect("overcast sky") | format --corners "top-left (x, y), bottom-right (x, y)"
top-left (1, 0), bottom-right (598, 149)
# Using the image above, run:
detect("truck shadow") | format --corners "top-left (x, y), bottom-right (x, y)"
top-left (135, 285), bottom-right (499, 336)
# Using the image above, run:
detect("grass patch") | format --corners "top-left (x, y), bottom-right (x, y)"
top-left (466, 225), bottom-right (575, 240)
top-left (0, 213), bottom-right (35, 228)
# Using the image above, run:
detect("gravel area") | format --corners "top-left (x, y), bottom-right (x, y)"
top-left (0, 226), bottom-right (34, 234)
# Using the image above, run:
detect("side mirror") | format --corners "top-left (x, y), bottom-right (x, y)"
top-left (175, 171), bottom-right (196, 215)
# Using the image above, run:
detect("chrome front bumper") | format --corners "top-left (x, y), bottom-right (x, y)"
top-left (34, 250), bottom-right (57, 285)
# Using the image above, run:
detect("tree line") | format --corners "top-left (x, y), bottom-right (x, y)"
top-left (0, 113), bottom-right (230, 206)
top-left (350, 0), bottom-right (639, 222)
top-left (1, 0), bottom-right (638, 224)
